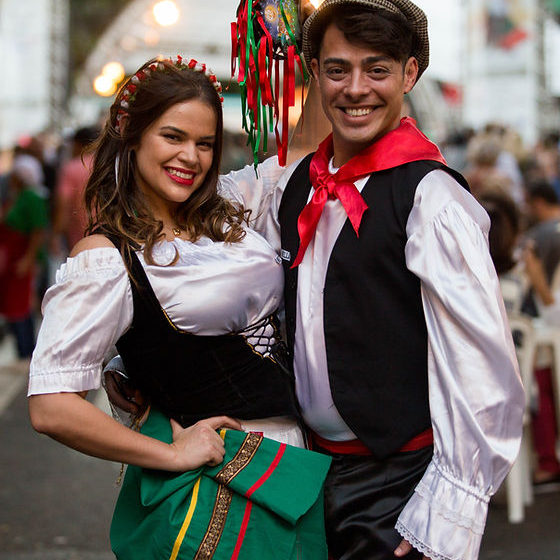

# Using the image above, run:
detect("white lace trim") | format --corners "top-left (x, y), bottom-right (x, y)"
top-left (396, 521), bottom-right (452, 560)
top-left (413, 479), bottom-right (485, 532)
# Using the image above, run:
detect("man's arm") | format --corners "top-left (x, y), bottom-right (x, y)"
top-left (396, 170), bottom-right (524, 560)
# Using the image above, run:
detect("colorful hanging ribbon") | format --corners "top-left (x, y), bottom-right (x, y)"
top-left (231, 0), bottom-right (307, 168)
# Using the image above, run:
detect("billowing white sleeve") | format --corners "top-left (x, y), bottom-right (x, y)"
top-left (217, 156), bottom-right (302, 246)
top-left (396, 170), bottom-right (525, 560)
top-left (28, 247), bottom-right (133, 395)
top-left (217, 156), bottom-right (283, 232)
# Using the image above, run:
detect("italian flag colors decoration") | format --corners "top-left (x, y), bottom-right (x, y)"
top-left (231, 0), bottom-right (307, 167)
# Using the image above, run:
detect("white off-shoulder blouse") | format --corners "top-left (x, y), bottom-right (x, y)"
top-left (28, 227), bottom-right (284, 396)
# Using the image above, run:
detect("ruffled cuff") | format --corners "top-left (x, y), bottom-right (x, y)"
top-left (395, 460), bottom-right (489, 560)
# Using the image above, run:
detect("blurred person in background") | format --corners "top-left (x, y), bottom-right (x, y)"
top-left (50, 125), bottom-right (100, 257)
top-left (464, 132), bottom-right (516, 201)
top-left (534, 132), bottom-right (560, 199)
top-left (0, 154), bottom-right (48, 369)
top-left (484, 123), bottom-right (525, 203)
top-left (522, 182), bottom-right (560, 485)
top-left (19, 133), bottom-right (59, 200)
top-left (481, 188), bottom-right (560, 487)
top-left (524, 181), bottom-right (560, 289)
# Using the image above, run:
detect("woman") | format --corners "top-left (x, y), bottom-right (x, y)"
top-left (28, 57), bottom-right (330, 559)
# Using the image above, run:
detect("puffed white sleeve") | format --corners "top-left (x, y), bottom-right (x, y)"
top-left (218, 156), bottom-right (299, 241)
top-left (28, 247), bottom-right (133, 395)
top-left (395, 170), bottom-right (525, 560)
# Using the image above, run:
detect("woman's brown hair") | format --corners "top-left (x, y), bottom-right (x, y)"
top-left (85, 58), bottom-right (247, 265)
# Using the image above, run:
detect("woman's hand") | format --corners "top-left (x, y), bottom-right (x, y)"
top-left (168, 416), bottom-right (242, 471)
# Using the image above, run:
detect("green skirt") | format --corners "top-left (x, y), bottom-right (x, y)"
top-left (111, 409), bottom-right (331, 559)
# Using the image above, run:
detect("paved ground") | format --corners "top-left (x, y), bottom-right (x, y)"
top-left (0, 333), bottom-right (558, 559)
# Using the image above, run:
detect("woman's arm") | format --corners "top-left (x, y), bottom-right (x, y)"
top-left (29, 235), bottom-right (241, 471)
top-left (29, 392), bottom-right (241, 471)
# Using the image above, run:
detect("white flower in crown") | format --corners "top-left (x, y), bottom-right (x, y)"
top-left (120, 100), bottom-right (129, 109)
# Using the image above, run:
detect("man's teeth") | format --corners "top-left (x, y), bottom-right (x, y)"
top-left (345, 107), bottom-right (373, 116)
top-left (168, 169), bottom-right (193, 179)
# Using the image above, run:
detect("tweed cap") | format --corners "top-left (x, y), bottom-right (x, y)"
top-left (303, 0), bottom-right (429, 80)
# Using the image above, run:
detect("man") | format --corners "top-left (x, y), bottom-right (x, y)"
top-left (266, 1), bottom-right (523, 559)
top-left (107, 2), bottom-right (524, 558)
top-left (522, 181), bottom-right (560, 486)
top-left (525, 180), bottom-right (560, 285)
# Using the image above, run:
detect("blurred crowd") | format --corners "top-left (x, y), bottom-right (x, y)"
top-left (443, 122), bottom-right (560, 487)
top-left (0, 118), bottom-right (559, 486)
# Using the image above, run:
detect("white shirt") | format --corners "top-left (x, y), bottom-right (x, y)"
top-left (229, 156), bottom-right (524, 560)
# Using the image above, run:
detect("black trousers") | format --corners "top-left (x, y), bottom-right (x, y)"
top-left (322, 446), bottom-right (433, 560)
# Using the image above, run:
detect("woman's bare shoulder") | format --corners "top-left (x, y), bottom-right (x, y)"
top-left (70, 234), bottom-right (117, 257)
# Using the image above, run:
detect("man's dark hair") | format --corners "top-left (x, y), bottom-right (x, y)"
top-left (527, 180), bottom-right (560, 205)
top-left (310, 5), bottom-right (420, 66)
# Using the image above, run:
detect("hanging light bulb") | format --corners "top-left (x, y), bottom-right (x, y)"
top-left (93, 75), bottom-right (117, 97)
top-left (152, 1), bottom-right (179, 26)
top-left (102, 61), bottom-right (125, 84)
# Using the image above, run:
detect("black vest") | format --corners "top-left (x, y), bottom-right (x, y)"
top-left (279, 156), bottom-right (469, 459)
top-left (113, 243), bottom-right (299, 427)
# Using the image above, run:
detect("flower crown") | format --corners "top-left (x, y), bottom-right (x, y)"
top-left (114, 55), bottom-right (223, 132)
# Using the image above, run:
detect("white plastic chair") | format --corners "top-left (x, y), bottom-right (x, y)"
top-left (505, 313), bottom-right (535, 523)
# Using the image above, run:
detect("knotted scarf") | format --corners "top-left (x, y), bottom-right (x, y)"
top-left (291, 117), bottom-right (447, 268)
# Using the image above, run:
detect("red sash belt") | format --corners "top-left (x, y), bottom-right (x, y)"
top-left (309, 428), bottom-right (433, 456)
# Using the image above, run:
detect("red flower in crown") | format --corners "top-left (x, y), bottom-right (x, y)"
top-left (188, 59), bottom-right (197, 69)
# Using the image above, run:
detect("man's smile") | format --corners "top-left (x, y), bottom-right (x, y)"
top-left (342, 107), bottom-right (375, 117)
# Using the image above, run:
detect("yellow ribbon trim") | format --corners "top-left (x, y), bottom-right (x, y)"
top-left (169, 477), bottom-right (202, 560)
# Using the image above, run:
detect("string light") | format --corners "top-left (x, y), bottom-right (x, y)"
top-left (152, 1), bottom-right (179, 26)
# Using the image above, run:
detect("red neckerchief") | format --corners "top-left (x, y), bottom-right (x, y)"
top-left (291, 117), bottom-right (447, 268)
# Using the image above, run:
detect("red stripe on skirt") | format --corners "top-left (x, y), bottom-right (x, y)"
top-left (245, 443), bottom-right (286, 498)
top-left (230, 501), bottom-right (253, 560)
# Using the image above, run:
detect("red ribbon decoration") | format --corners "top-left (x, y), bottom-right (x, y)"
top-left (291, 117), bottom-right (447, 268)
